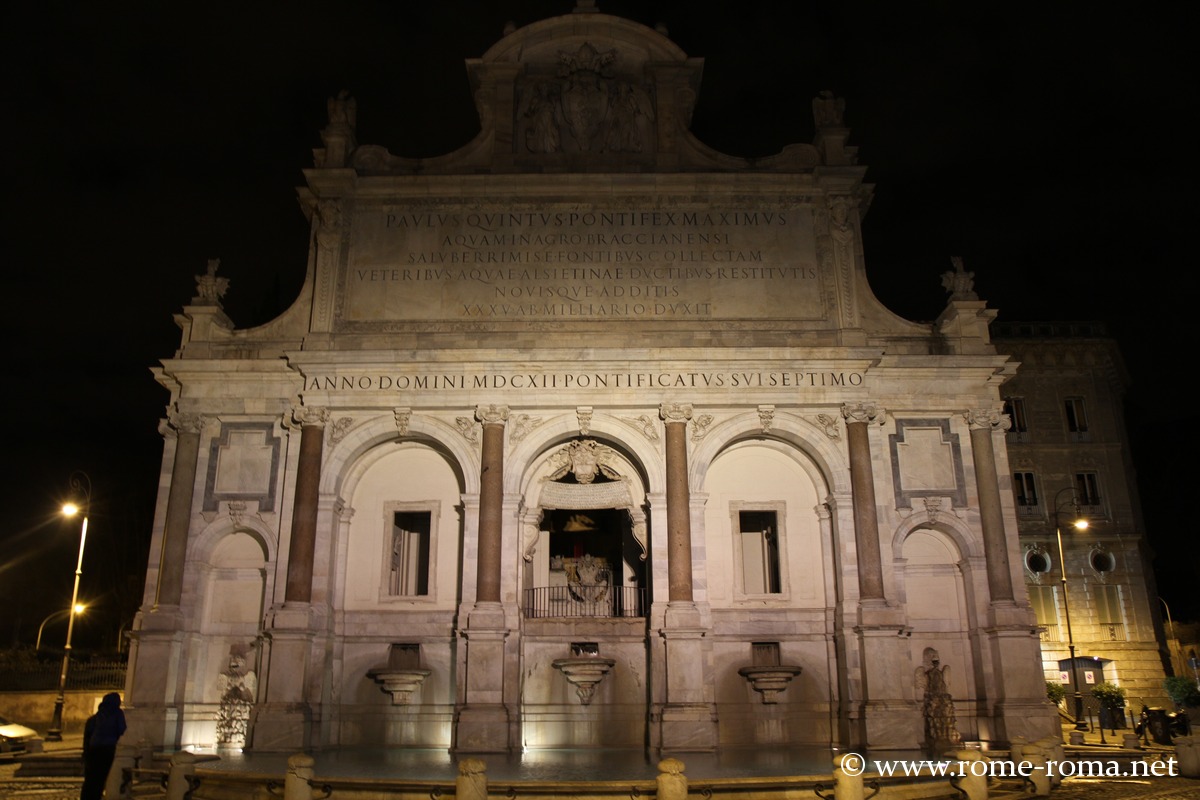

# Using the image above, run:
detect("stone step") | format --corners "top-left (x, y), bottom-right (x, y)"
top-left (13, 753), bottom-right (85, 778)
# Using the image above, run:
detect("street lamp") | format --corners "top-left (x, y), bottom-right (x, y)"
top-left (35, 604), bottom-right (85, 652)
top-left (47, 472), bottom-right (91, 743)
top-left (1052, 485), bottom-right (1089, 732)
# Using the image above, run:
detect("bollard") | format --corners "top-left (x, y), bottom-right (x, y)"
top-left (456, 757), bottom-right (488, 800)
top-left (1175, 735), bottom-right (1200, 779)
top-left (284, 754), bottom-right (316, 800)
top-left (1021, 745), bottom-right (1050, 797)
top-left (1034, 736), bottom-right (1063, 787)
top-left (1068, 729), bottom-right (1084, 745)
top-left (951, 749), bottom-right (988, 800)
top-left (107, 743), bottom-right (138, 799)
top-left (828, 753), bottom-right (866, 800)
top-left (656, 758), bottom-right (688, 800)
top-left (165, 752), bottom-right (198, 800)
top-left (1122, 732), bottom-right (1141, 750)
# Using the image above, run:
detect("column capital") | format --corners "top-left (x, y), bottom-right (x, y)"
top-left (964, 408), bottom-right (1011, 432)
top-left (291, 406), bottom-right (330, 429)
top-left (659, 402), bottom-right (693, 424)
top-left (169, 410), bottom-right (205, 435)
top-left (842, 401), bottom-right (885, 425)
top-left (475, 404), bottom-right (510, 426)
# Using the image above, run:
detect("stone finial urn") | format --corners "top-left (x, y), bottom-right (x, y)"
top-left (367, 667), bottom-right (431, 705)
top-left (552, 656), bottom-right (616, 705)
top-left (738, 665), bottom-right (802, 704)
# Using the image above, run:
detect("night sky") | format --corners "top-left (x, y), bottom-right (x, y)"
top-left (2, 2), bottom-right (1195, 652)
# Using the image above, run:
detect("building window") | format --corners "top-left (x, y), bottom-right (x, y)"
top-left (1074, 472), bottom-right (1102, 509)
top-left (1013, 471), bottom-right (1039, 513)
top-left (389, 511), bottom-right (431, 596)
top-left (738, 509), bottom-right (782, 595)
top-left (1095, 584), bottom-right (1125, 641)
top-left (1065, 397), bottom-right (1089, 440)
top-left (1028, 584), bottom-right (1059, 641)
top-left (1024, 546), bottom-right (1052, 577)
top-left (1004, 396), bottom-right (1029, 440)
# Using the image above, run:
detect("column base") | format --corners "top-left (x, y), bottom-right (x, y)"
top-left (862, 700), bottom-right (923, 753)
top-left (123, 706), bottom-right (181, 751)
top-left (454, 704), bottom-right (511, 753)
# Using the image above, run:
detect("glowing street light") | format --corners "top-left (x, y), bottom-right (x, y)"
top-left (1052, 485), bottom-right (1089, 732)
top-left (35, 604), bottom-right (85, 652)
top-left (47, 472), bottom-right (91, 743)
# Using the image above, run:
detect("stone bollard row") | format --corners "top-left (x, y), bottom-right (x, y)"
top-left (107, 743), bottom-right (139, 799)
top-left (1034, 736), bottom-right (1064, 788)
top-left (166, 752), bottom-right (199, 800)
top-left (456, 758), bottom-right (488, 800)
top-left (657, 758), bottom-right (688, 800)
top-left (950, 749), bottom-right (988, 800)
top-left (1176, 735), bottom-right (1200, 779)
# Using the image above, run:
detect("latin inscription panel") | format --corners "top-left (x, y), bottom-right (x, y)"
top-left (341, 206), bottom-right (823, 323)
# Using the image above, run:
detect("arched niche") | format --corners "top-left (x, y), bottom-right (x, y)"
top-left (701, 439), bottom-right (829, 608)
top-left (338, 441), bottom-right (464, 612)
top-left (194, 530), bottom-right (268, 709)
top-left (519, 436), bottom-right (649, 618)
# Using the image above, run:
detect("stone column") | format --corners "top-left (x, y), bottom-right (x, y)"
top-left (456, 405), bottom-right (512, 753)
top-left (475, 405), bottom-right (507, 604)
top-left (661, 402), bottom-right (694, 603)
top-left (285, 406), bottom-right (328, 603)
top-left (655, 403), bottom-right (717, 753)
top-left (842, 402), bottom-right (885, 601)
top-left (964, 409), bottom-right (1058, 744)
top-left (965, 409), bottom-right (1015, 603)
top-left (126, 410), bottom-right (204, 748)
top-left (250, 406), bottom-right (327, 752)
top-left (155, 412), bottom-right (204, 607)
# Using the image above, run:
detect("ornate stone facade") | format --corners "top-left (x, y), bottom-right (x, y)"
top-left (127, 7), bottom-right (1058, 755)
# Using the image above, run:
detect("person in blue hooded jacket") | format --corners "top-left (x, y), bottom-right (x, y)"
top-left (81, 692), bottom-right (126, 800)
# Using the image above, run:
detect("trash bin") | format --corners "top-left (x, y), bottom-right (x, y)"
top-left (1146, 707), bottom-right (1173, 745)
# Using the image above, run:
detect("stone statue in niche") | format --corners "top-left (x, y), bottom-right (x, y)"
top-left (216, 644), bottom-right (257, 747)
top-left (915, 647), bottom-right (961, 753)
top-left (515, 42), bottom-right (654, 155)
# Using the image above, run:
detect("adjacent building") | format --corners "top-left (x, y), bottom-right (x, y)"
top-left (994, 322), bottom-right (1168, 712)
top-left (125, 5), bottom-right (1063, 754)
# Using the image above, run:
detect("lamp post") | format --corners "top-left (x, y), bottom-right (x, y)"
top-left (47, 472), bottom-right (91, 743)
top-left (35, 604), bottom-right (85, 652)
top-left (1052, 485), bottom-right (1089, 732)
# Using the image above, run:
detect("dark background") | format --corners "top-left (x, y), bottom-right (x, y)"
top-left (2, 2), bottom-right (1195, 654)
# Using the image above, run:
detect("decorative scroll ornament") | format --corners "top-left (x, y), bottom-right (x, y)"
top-left (193, 258), bottom-right (229, 306)
top-left (475, 404), bottom-right (510, 426)
top-left (546, 439), bottom-right (621, 484)
top-left (329, 417), bottom-right (353, 445)
top-left (922, 497), bottom-right (943, 524)
top-left (842, 402), bottom-right (885, 425)
top-left (964, 408), bottom-right (1011, 432)
top-left (659, 402), bottom-right (693, 424)
top-left (815, 413), bottom-right (841, 439)
top-left (577, 407), bottom-right (593, 436)
top-left (454, 417), bottom-right (478, 444)
top-left (170, 410), bottom-right (206, 435)
top-left (293, 406), bottom-right (330, 429)
top-left (394, 407), bottom-right (411, 437)
top-left (941, 256), bottom-right (978, 301)
top-left (620, 414), bottom-right (659, 441)
top-left (757, 405), bottom-right (775, 433)
top-left (226, 501), bottom-right (247, 527)
top-left (509, 413), bottom-right (545, 444)
top-left (691, 413), bottom-right (715, 441)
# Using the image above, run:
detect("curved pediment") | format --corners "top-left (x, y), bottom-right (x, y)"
top-left (347, 7), bottom-right (822, 175)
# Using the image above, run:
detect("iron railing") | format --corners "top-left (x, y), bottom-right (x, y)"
top-left (0, 660), bottom-right (126, 691)
top-left (523, 585), bottom-right (647, 619)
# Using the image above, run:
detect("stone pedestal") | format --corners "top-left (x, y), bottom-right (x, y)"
top-left (250, 606), bottom-right (315, 751)
top-left (658, 603), bottom-right (717, 752)
top-left (455, 603), bottom-right (511, 752)
top-left (857, 606), bottom-right (921, 752)
top-left (987, 605), bottom-right (1058, 744)
top-left (124, 606), bottom-right (185, 748)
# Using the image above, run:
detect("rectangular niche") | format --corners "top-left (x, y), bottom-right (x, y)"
top-left (203, 423), bottom-right (281, 512)
top-left (888, 418), bottom-right (966, 508)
